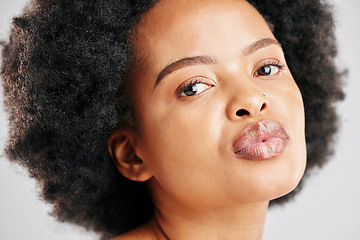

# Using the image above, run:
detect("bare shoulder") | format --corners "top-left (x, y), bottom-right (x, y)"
top-left (111, 222), bottom-right (156, 240)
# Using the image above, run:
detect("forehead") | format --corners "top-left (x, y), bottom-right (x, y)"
top-left (130, 0), bottom-right (274, 77)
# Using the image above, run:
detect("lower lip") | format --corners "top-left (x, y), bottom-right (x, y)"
top-left (235, 137), bottom-right (288, 160)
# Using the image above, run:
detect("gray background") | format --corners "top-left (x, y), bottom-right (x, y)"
top-left (0, 0), bottom-right (359, 239)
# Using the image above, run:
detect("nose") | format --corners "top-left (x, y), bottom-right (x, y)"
top-left (226, 80), bottom-right (269, 120)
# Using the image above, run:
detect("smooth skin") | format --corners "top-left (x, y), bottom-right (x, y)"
top-left (108, 0), bottom-right (307, 239)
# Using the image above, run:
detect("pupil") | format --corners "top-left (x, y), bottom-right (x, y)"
top-left (184, 84), bottom-right (197, 96)
top-left (260, 66), bottom-right (271, 75)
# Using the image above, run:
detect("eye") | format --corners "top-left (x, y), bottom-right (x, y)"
top-left (254, 60), bottom-right (285, 77)
top-left (178, 79), bottom-right (212, 97)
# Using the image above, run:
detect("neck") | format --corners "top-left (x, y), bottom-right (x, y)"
top-left (148, 200), bottom-right (269, 240)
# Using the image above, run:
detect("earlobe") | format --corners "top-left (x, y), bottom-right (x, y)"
top-left (108, 129), bottom-right (153, 182)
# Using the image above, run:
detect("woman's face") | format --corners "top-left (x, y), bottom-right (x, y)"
top-left (128, 0), bottom-right (306, 208)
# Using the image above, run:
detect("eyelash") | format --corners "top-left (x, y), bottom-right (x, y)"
top-left (177, 77), bottom-right (212, 98)
top-left (254, 59), bottom-right (286, 77)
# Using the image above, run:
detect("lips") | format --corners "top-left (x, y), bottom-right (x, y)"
top-left (233, 120), bottom-right (290, 160)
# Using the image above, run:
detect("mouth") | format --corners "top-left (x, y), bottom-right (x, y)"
top-left (233, 120), bottom-right (290, 160)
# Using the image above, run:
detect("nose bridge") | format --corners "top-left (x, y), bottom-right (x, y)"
top-left (226, 74), bottom-right (268, 120)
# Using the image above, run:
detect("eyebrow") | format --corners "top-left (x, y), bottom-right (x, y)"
top-left (244, 38), bottom-right (282, 55)
top-left (154, 38), bottom-right (282, 88)
top-left (154, 56), bottom-right (215, 88)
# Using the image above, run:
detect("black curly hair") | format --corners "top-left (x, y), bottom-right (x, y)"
top-left (1, 0), bottom-right (344, 239)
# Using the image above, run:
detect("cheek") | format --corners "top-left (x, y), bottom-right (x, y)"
top-left (270, 80), bottom-right (305, 129)
top-left (136, 98), bottom-right (230, 204)
top-left (257, 81), bottom-right (306, 196)
top-left (273, 80), bottom-right (306, 152)
top-left (285, 84), bottom-right (307, 180)
top-left (138, 99), bottom-right (223, 173)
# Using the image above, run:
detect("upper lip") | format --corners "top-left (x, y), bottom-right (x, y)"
top-left (232, 120), bottom-right (290, 155)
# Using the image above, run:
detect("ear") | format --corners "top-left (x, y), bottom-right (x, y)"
top-left (108, 129), bottom-right (153, 182)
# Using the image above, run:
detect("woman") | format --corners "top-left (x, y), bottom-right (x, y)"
top-left (1, 0), bottom-right (344, 239)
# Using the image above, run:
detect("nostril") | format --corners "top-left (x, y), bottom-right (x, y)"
top-left (236, 109), bottom-right (250, 117)
top-left (260, 103), bottom-right (266, 111)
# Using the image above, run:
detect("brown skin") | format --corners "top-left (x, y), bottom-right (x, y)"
top-left (108, 0), bottom-right (306, 239)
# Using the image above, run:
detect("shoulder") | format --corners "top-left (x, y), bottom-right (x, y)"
top-left (111, 222), bottom-right (156, 240)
